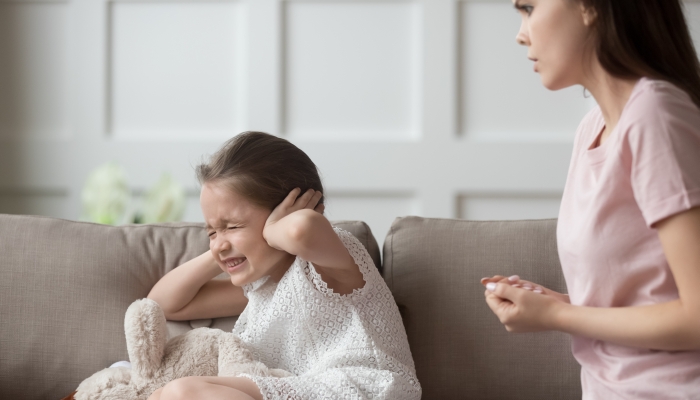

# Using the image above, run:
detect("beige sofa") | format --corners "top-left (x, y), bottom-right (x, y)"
top-left (0, 214), bottom-right (581, 399)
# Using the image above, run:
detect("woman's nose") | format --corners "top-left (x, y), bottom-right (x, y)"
top-left (516, 21), bottom-right (529, 46)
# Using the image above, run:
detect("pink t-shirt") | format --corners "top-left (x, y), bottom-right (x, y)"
top-left (557, 78), bottom-right (700, 399)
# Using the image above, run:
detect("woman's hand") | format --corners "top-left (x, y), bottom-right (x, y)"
top-left (481, 275), bottom-right (570, 333)
top-left (480, 275), bottom-right (570, 303)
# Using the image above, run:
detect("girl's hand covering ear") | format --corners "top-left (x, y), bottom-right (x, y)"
top-left (480, 275), bottom-right (570, 333)
top-left (265, 188), bottom-right (324, 229)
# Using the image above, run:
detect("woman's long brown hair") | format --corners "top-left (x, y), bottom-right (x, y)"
top-left (580, 0), bottom-right (700, 108)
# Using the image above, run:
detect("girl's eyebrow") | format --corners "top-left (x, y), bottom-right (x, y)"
top-left (513, 0), bottom-right (523, 10)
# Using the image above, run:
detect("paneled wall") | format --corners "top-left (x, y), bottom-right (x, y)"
top-left (1, 0), bottom-right (700, 244)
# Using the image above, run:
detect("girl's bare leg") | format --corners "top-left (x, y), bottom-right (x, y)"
top-left (148, 387), bottom-right (163, 400)
top-left (159, 376), bottom-right (263, 400)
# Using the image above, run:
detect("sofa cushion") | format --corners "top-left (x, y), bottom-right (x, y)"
top-left (0, 214), bottom-right (379, 399)
top-left (383, 216), bottom-right (581, 399)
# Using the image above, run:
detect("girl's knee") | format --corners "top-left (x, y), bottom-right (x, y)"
top-left (148, 387), bottom-right (163, 400)
top-left (161, 377), bottom-right (203, 400)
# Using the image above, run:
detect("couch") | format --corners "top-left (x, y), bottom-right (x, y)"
top-left (0, 213), bottom-right (581, 399)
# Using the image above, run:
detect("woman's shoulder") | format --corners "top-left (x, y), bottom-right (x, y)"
top-left (620, 77), bottom-right (700, 145)
top-left (623, 78), bottom-right (700, 125)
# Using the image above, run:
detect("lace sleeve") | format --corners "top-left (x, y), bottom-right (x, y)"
top-left (332, 227), bottom-right (376, 278)
top-left (303, 227), bottom-right (378, 297)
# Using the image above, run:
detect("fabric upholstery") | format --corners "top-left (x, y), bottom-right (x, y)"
top-left (383, 216), bottom-right (581, 399)
top-left (0, 214), bottom-right (378, 399)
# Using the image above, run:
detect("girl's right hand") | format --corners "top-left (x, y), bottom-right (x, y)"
top-left (480, 275), bottom-right (570, 304)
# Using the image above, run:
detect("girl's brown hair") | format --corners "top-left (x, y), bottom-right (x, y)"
top-left (579, 0), bottom-right (700, 107)
top-left (196, 131), bottom-right (324, 210)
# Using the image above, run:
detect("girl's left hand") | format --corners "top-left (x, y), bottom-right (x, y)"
top-left (482, 278), bottom-right (569, 333)
top-left (265, 188), bottom-right (324, 229)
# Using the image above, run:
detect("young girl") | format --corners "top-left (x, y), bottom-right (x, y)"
top-left (146, 132), bottom-right (421, 400)
top-left (482, 0), bottom-right (700, 398)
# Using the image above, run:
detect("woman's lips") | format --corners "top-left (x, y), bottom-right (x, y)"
top-left (222, 257), bottom-right (247, 273)
top-left (529, 58), bottom-right (539, 72)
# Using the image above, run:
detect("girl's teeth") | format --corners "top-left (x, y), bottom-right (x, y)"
top-left (226, 258), bottom-right (245, 267)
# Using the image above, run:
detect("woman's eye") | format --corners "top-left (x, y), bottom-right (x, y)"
top-left (516, 3), bottom-right (533, 16)
top-left (208, 232), bottom-right (216, 238)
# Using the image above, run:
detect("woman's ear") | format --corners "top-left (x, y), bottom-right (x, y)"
top-left (580, 3), bottom-right (597, 26)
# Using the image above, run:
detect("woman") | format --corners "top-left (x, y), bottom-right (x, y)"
top-left (481, 1), bottom-right (700, 398)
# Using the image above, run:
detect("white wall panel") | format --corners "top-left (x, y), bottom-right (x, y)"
top-left (109, 1), bottom-right (245, 140)
top-left (687, 3), bottom-right (700, 53)
top-left (324, 193), bottom-right (420, 245)
top-left (182, 191), bottom-right (204, 224)
top-left (284, 2), bottom-right (421, 141)
top-left (0, 2), bottom-right (70, 140)
top-left (460, 2), bottom-right (594, 142)
top-left (459, 194), bottom-right (561, 221)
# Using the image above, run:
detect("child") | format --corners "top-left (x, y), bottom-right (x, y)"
top-left (147, 131), bottom-right (421, 400)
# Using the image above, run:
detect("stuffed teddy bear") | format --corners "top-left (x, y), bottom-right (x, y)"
top-left (75, 298), bottom-right (292, 400)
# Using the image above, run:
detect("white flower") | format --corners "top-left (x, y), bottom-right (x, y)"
top-left (81, 162), bottom-right (130, 225)
top-left (141, 173), bottom-right (185, 223)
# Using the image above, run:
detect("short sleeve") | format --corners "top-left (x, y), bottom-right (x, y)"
top-left (304, 227), bottom-right (377, 297)
top-left (626, 82), bottom-right (700, 227)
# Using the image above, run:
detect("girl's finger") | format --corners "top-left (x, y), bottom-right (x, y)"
top-left (314, 203), bottom-right (325, 214)
top-left (294, 189), bottom-right (316, 209)
top-left (283, 188), bottom-right (302, 207)
top-left (306, 191), bottom-right (323, 209)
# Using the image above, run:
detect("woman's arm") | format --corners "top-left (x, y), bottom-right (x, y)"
top-left (263, 188), bottom-right (364, 293)
top-left (147, 250), bottom-right (248, 321)
top-left (484, 207), bottom-right (700, 351)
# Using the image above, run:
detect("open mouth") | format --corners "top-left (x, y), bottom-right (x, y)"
top-left (222, 257), bottom-right (247, 273)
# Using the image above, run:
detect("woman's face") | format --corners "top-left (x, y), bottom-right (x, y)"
top-left (514, 0), bottom-right (594, 90)
top-left (201, 182), bottom-right (294, 286)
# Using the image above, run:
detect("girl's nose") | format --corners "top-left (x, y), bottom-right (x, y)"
top-left (213, 236), bottom-right (231, 254)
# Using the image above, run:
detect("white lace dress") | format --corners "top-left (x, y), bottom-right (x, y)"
top-left (233, 227), bottom-right (421, 400)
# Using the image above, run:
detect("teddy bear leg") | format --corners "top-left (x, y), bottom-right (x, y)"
top-left (124, 298), bottom-right (168, 381)
top-left (218, 333), bottom-right (256, 377)
top-left (74, 367), bottom-right (137, 400)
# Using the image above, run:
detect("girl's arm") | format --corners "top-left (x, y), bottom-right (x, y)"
top-left (484, 206), bottom-right (700, 351)
top-left (263, 188), bottom-right (364, 294)
top-left (147, 250), bottom-right (248, 321)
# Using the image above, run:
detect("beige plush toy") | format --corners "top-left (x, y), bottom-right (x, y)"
top-left (75, 298), bottom-right (292, 400)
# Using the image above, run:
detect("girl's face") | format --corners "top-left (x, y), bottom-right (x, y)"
top-left (201, 182), bottom-right (294, 286)
top-left (514, 0), bottom-right (594, 90)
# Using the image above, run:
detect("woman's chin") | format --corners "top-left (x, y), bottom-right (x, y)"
top-left (540, 74), bottom-right (577, 92)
